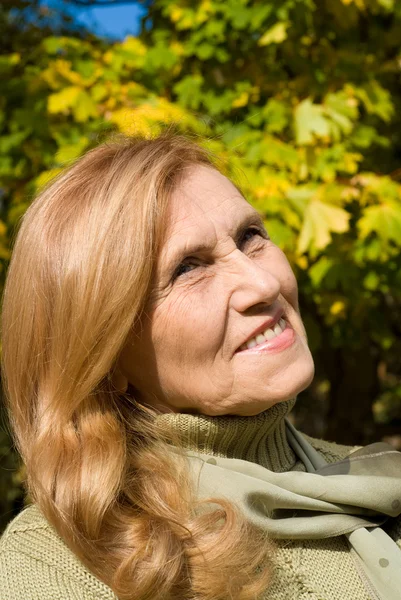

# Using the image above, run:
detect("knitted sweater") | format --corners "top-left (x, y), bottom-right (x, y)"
top-left (1, 399), bottom-right (400, 600)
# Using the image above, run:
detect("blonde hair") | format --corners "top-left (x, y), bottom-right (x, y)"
top-left (1, 132), bottom-right (272, 600)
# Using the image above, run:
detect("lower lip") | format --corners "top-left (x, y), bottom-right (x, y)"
top-left (237, 322), bottom-right (296, 355)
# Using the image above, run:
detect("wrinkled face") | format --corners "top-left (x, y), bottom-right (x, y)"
top-left (118, 165), bottom-right (314, 416)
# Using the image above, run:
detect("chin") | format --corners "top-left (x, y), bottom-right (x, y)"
top-left (284, 352), bottom-right (315, 399)
top-left (232, 395), bottom-right (296, 417)
top-left (235, 354), bottom-right (315, 417)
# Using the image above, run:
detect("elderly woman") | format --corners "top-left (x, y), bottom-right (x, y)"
top-left (1, 133), bottom-right (401, 600)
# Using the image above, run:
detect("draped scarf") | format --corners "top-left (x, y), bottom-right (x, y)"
top-left (188, 420), bottom-right (401, 600)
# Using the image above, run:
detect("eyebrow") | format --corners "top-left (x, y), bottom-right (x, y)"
top-left (164, 212), bottom-right (266, 274)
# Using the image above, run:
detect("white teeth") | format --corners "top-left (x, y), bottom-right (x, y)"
top-left (264, 328), bottom-right (276, 340)
top-left (246, 339), bottom-right (257, 349)
top-left (240, 317), bottom-right (286, 351)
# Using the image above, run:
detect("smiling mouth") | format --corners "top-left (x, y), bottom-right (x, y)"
top-left (237, 317), bottom-right (287, 352)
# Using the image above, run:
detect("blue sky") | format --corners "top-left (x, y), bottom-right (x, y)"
top-left (45, 1), bottom-right (146, 39)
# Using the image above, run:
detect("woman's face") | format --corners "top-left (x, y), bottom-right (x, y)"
top-left (118, 165), bottom-right (314, 416)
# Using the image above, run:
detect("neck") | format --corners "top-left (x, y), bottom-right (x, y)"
top-left (157, 397), bottom-right (297, 473)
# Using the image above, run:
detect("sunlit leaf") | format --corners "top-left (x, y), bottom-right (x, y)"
top-left (55, 137), bottom-right (89, 164)
top-left (48, 86), bottom-right (81, 114)
top-left (72, 91), bottom-right (98, 122)
top-left (259, 21), bottom-right (289, 46)
top-left (297, 200), bottom-right (350, 254)
top-left (265, 218), bottom-right (295, 250)
top-left (294, 99), bottom-right (331, 145)
top-left (354, 81), bottom-right (394, 122)
top-left (34, 168), bottom-right (63, 190)
top-left (358, 201), bottom-right (401, 245)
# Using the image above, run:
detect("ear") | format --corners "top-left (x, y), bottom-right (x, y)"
top-left (110, 364), bottom-right (129, 393)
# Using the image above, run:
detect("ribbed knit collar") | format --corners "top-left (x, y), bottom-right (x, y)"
top-left (156, 397), bottom-right (297, 473)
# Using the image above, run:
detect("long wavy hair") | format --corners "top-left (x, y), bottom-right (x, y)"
top-left (1, 132), bottom-right (272, 600)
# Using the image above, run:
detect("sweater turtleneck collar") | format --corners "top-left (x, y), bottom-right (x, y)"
top-left (156, 397), bottom-right (298, 473)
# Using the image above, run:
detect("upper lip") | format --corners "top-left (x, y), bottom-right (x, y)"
top-left (236, 308), bottom-right (285, 352)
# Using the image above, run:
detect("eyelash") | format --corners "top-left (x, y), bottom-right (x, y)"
top-left (172, 226), bottom-right (268, 281)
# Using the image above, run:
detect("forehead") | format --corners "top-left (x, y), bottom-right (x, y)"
top-left (166, 164), bottom-right (254, 235)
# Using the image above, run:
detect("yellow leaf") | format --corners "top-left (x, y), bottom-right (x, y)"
top-left (341, 0), bottom-right (365, 6)
top-left (254, 176), bottom-right (291, 199)
top-left (259, 22), bottom-right (289, 46)
top-left (170, 41), bottom-right (185, 56)
top-left (297, 200), bottom-right (350, 254)
top-left (56, 60), bottom-right (83, 85)
top-left (35, 168), bottom-right (63, 190)
top-left (197, 0), bottom-right (213, 23)
top-left (170, 6), bottom-right (184, 22)
top-left (232, 92), bottom-right (249, 108)
top-left (7, 53), bottom-right (20, 65)
top-left (104, 50), bottom-right (114, 65)
top-left (121, 36), bottom-right (147, 56)
top-left (295, 256), bottom-right (308, 270)
top-left (0, 245), bottom-right (10, 260)
top-left (108, 99), bottom-right (197, 136)
top-left (48, 86), bottom-right (81, 114)
top-left (330, 300), bottom-right (346, 316)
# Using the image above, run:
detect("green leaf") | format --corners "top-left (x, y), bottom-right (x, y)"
top-left (0, 53), bottom-right (20, 74)
top-left (324, 92), bottom-right (356, 139)
top-left (91, 83), bottom-right (108, 103)
top-left (363, 271), bottom-right (380, 291)
top-left (72, 91), bottom-right (98, 122)
top-left (351, 125), bottom-right (380, 149)
top-left (229, 5), bottom-right (252, 29)
top-left (297, 200), bottom-right (350, 254)
top-left (309, 257), bottom-right (334, 287)
top-left (262, 99), bottom-right (290, 134)
top-left (250, 5), bottom-right (274, 30)
top-left (195, 42), bottom-right (215, 60)
top-left (354, 81), bottom-right (394, 122)
top-left (377, 0), bottom-right (394, 11)
top-left (55, 137), bottom-right (89, 164)
top-left (265, 218), bottom-right (295, 250)
top-left (294, 99), bottom-right (331, 145)
top-left (173, 75), bottom-right (203, 110)
top-left (42, 36), bottom-right (64, 54)
top-left (0, 131), bottom-right (30, 154)
top-left (286, 186), bottom-right (317, 214)
top-left (259, 136), bottom-right (300, 171)
top-left (358, 202), bottom-right (401, 245)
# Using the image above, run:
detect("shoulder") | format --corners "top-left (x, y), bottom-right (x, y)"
top-left (301, 433), bottom-right (359, 463)
top-left (0, 504), bottom-right (117, 599)
top-left (1, 503), bottom-right (50, 539)
top-left (1, 503), bottom-right (75, 566)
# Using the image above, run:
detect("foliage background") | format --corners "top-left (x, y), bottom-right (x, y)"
top-left (1, 0), bottom-right (401, 530)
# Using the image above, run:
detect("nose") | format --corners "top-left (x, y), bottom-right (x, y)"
top-left (228, 249), bottom-right (281, 314)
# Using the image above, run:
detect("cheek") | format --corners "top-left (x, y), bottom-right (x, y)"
top-left (151, 285), bottom-right (223, 363)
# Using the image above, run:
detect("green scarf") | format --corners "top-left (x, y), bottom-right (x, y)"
top-left (188, 419), bottom-right (401, 600)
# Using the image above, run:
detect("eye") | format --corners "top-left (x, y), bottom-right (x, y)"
top-left (239, 226), bottom-right (268, 246)
top-left (172, 260), bottom-right (199, 281)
